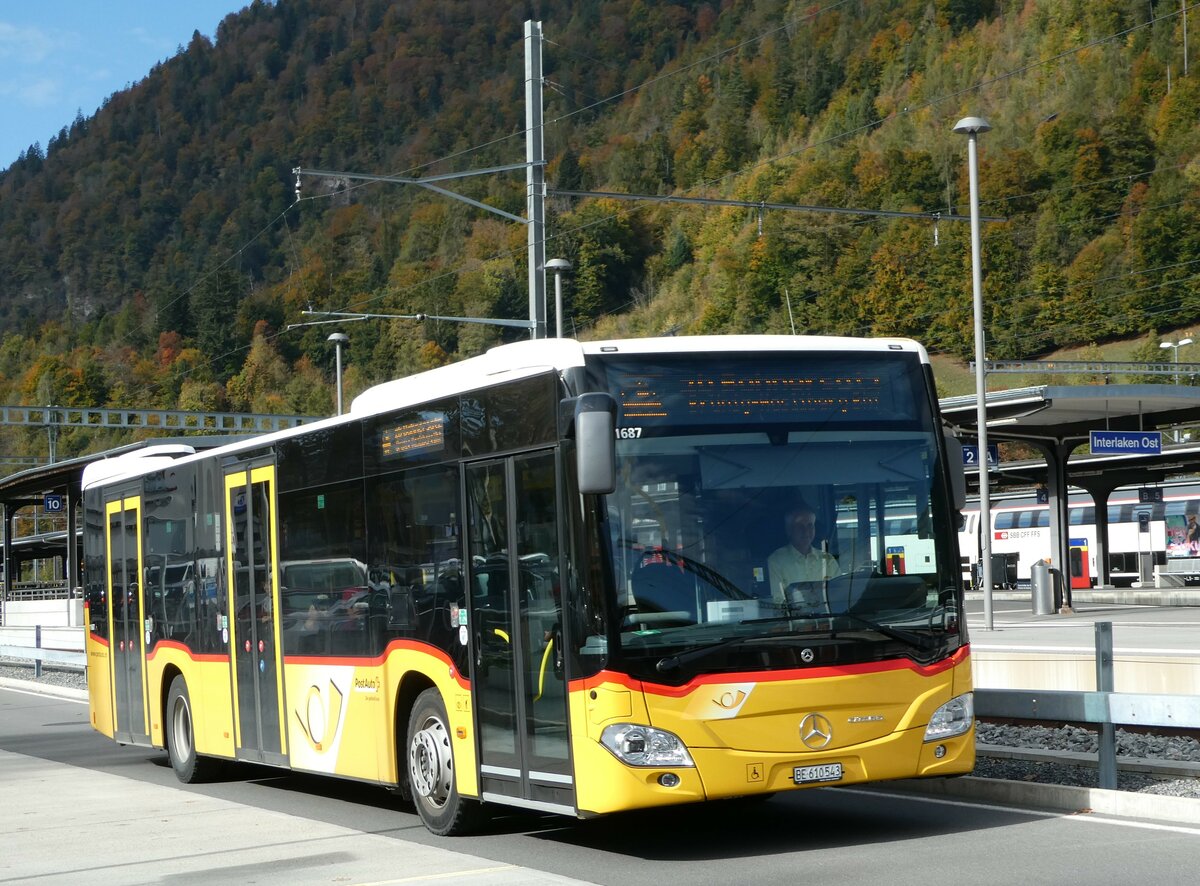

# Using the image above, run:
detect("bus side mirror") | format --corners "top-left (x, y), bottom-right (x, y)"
top-left (575, 393), bottom-right (617, 495)
top-left (944, 433), bottom-right (967, 512)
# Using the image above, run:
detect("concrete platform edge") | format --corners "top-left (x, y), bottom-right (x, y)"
top-left (880, 775), bottom-right (1200, 825)
top-left (0, 675), bottom-right (87, 701)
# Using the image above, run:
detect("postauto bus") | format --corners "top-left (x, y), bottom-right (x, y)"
top-left (81, 335), bottom-right (973, 835)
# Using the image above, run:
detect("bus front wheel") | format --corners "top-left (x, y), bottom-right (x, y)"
top-left (406, 688), bottom-right (484, 836)
top-left (166, 675), bottom-right (218, 783)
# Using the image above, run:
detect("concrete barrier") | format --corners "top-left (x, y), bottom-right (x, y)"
top-left (1, 598), bottom-right (83, 628)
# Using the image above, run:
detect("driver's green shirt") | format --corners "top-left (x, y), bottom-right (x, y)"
top-left (767, 545), bottom-right (839, 603)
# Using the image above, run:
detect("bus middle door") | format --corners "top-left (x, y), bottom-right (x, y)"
top-left (465, 452), bottom-right (574, 816)
top-left (224, 462), bottom-right (287, 766)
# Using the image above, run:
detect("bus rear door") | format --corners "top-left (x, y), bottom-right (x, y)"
top-left (224, 462), bottom-right (287, 765)
top-left (105, 492), bottom-right (151, 745)
top-left (465, 452), bottom-right (574, 816)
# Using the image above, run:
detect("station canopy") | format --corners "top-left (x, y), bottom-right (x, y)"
top-left (939, 383), bottom-right (1200, 587)
top-left (0, 436), bottom-right (234, 594)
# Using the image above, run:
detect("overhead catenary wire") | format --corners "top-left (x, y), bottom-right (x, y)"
top-left (111, 2), bottom-right (1200, 396)
top-left (325, 0), bottom-right (1186, 289)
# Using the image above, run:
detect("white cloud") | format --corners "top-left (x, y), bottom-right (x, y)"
top-left (22, 77), bottom-right (62, 107)
top-left (0, 21), bottom-right (67, 64)
top-left (129, 26), bottom-right (176, 55)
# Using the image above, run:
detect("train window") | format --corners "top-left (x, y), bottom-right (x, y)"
top-left (994, 512), bottom-right (1014, 530)
top-left (1036, 510), bottom-right (1050, 527)
top-left (1016, 511), bottom-right (1034, 528)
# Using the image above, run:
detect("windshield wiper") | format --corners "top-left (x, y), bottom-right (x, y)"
top-left (654, 625), bottom-right (841, 672)
top-left (657, 633), bottom-right (768, 667)
top-left (826, 611), bottom-right (936, 652)
top-left (654, 615), bottom-right (938, 673)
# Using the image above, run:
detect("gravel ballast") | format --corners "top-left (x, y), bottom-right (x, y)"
top-left (1, 658), bottom-right (88, 693)
top-left (974, 721), bottom-right (1200, 798)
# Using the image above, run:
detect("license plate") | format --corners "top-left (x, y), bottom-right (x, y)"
top-left (793, 762), bottom-right (843, 784)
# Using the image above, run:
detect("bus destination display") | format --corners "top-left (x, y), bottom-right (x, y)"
top-left (380, 415), bottom-right (446, 460)
top-left (603, 357), bottom-right (917, 427)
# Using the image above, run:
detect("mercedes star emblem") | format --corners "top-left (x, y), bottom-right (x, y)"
top-left (799, 712), bottom-right (833, 749)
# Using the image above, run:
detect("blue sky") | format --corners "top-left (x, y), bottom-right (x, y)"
top-left (0, 2), bottom-right (246, 171)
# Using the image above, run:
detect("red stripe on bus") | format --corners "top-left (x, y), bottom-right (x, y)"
top-left (114, 637), bottom-right (468, 687)
top-left (145, 640), bottom-right (227, 663)
top-left (283, 639), bottom-right (470, 689)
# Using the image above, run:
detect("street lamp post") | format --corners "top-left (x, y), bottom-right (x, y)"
top-left (1161, 337), bottom-right (1193, 441)
top-left (545, 258), bottom-right (572, 338)
top-left (1160, 337), bottom-right (1193, 385)
top-left (327, 332), bottom-right (349, 415)
top-left (954, 115), bottom-right (994, 631)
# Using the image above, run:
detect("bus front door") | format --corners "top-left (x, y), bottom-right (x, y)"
top-left (106, 494), bottom-right (151, 745)
top-left (224, 463), bottom-right (287, 765)
top-left (466, 452), bottom-right (574, 815)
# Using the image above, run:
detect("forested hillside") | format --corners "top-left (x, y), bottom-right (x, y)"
top-left (1, 0), bottom-right (1198, 463)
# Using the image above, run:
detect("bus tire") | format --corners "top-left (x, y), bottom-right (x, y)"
top-left (407, 688), bottom-right (484, 836)
top-left (166, 675), bottom-right (218, 784)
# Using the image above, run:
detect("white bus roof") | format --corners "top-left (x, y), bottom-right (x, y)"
top-left (83, 335), bottom-right (929, 491)
top-left (81, 445), bottom-right (197, 490)
top-left (350, 335), bottom-right (929, 416)
top-left (580, 334), bottom-right (928, 358)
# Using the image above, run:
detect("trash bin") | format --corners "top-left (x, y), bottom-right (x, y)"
top-left (1030, 559), bottom-right (1054, 615)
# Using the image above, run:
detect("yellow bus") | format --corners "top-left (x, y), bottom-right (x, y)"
top-left (82, 335), bottom-right (974, 835)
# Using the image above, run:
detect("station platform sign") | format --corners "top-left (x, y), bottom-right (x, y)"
top-left (962, 444), bottom-right (999, 468)
top-left (1089, 430), bottom-right (1161, 456)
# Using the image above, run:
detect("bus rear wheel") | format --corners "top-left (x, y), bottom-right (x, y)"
top-left (407, 688), bottom-right (484, 836)
top-left (166, 675), bottom-right (218, 783)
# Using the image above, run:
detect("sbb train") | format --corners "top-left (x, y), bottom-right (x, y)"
top-left (957, 482), bottom-right (1200, 589)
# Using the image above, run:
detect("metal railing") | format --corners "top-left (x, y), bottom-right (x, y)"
top-left (974, 622), bottom-right (1200, 789)
top-left (0, 404), bottom-right (317, 433)
top-left (0, 625), bottom-right (85, 676)
top-left (3, 582), bottom-right (73, 601)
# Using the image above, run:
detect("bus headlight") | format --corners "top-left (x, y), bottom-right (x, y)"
top-left (600, 723), bottom-right (695, 767)
top-left (924, 692), bottom-right (974, 741)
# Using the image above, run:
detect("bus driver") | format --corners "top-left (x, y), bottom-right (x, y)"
top-left (768, 502), bottom-right (839, 604)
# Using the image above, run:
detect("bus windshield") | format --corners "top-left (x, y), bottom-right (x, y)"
top-left (591, 351), bottom-right (964, 683)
